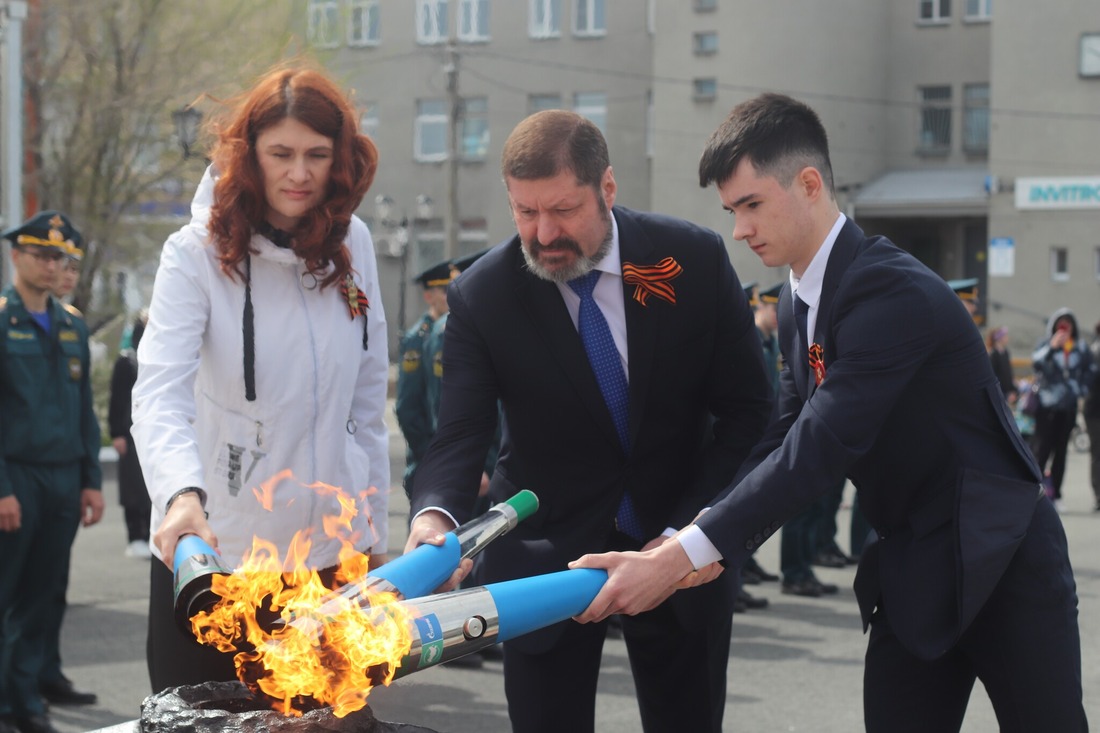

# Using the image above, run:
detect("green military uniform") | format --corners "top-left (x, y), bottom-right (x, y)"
top-left (395, 311), bottom-right (436, 490)
top-left (0, 213), bottom-right (101, 722)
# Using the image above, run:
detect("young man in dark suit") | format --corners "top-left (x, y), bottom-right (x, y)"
top-left (572, 93), bottom-right (1086, 732)
top-left (405, 110), bottom-right (773, 733)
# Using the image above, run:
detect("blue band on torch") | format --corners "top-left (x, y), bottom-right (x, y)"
top-left (487, 568), bottom-right (608, 642)
top-left (369, 532), bottom-right (461, 599)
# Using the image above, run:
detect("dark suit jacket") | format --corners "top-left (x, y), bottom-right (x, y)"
top-left (411, 206), bottom-right (773, 652)
top-left (697, 219), bottom-right (1043, 661)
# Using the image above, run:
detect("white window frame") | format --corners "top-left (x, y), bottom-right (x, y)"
top-left (417, 0), bottom-right (448, 45)
top-left (349, 0), bottom-right (380, 47)
top-left (307, 0), bottom-right (340, 48)
top-left (574, 0), bottom-right (606, 37)
top-left (693, 31), bottom-right (718, 55)
top-left (529, 93), bottom-right (562, 114)
top-left (918, 85), bottom-right (952, 154)
top-left (573, 91), bottom-right (607, 135)
top-left (529, 0), bottom-right (560, 38)
top-left (918, 0), bottom-right (951, 23)
top-left (415, 99), bottom-right (448, 162)
top-left (1051, 246), bottom-right (1070, 282)
top-left (460, 97), bottom-right (490, 160)
top-left (962, 83), bottom-right (989, 154)
top-left (964, 0), bottom-right (991, 21)
top-left (459, 0), bottom-right (490, 42)
top-left (693, 77), bottom-right (717, 101)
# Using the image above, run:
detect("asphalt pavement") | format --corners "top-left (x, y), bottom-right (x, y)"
top-left (47, 404), bottom-right (1100, 732)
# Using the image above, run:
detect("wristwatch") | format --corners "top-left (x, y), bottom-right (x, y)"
top-left (165, 486), bottom-right (208, 513)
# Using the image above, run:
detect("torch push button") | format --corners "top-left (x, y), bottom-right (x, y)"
top-left (463, 615), bottom-right (487, 640)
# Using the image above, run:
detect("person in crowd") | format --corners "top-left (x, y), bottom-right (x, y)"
top-left (988, 326), bottom-right (1018, 405)
top-left (405, 109), bottom-right (772, 733)
top-left (572, 93), bottom-right (1086, 733)
top-left (1031, 308), bottom-right (1096, 510)
top-left (109, 312), bottom-right (152, 559)
top-left (0, 212), bottom-right (103, 733)
top-left (395, 260), bottom-right (454, 495)
top-left (130, 65), bottom-right (390, 693)
top-left (1086, 320), bottom-right (1100, 512)
top-left (36, 233), bottom-right (99, 711)
top-left (948, 278), bottom-right (982, 325)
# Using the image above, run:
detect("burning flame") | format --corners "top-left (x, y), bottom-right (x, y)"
top-left (190, 471), bottom-right (415, 717)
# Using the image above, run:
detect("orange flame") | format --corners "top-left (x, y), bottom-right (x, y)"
top-left (190, 476), bottom-right (414, 718)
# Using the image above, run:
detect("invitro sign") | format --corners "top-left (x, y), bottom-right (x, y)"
top-left (1015, 177), bottom-right (1100, 210)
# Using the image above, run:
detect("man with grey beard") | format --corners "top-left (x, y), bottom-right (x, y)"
top-left (405, 110), bottom-right (773, 733)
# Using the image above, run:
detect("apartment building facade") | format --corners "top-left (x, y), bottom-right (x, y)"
top-left (305, 0), bottom-right (1099, 352)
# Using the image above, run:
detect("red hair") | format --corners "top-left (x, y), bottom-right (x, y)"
top-left (207, 65), bottom-right (378, 289)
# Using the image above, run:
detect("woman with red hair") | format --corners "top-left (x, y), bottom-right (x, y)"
top-left (132, 65), bottom-right (391, 691)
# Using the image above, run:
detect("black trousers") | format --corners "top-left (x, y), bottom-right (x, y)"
top-left (501, 576), bottom-right (732, 733)
top-left (863, 498), bottom-right (1086, 732)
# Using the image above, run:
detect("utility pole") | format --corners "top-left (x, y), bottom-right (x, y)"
top-left (1, 1), bottom-right (28, 288)
top-left (443, 0), bottom-right (460, 261)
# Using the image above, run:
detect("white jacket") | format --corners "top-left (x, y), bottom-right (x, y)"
top-left (132, 167), bottom-right (390, 569)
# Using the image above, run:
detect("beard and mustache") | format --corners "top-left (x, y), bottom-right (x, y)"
top-left (519, 201), bottom-right (613, 284)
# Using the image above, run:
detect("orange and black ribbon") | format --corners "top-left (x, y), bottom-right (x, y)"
top-left (341, 274), bottom-right (371, 350)
top-left (808, 342), bottom-right (826, 386)
top-left (621, 257), bottom-right (683, 306)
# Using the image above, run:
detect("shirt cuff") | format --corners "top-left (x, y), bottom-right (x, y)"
top-left (677, 524), bottom-right (723, 570)
top-left (413, 506), bottom-right (459, 530)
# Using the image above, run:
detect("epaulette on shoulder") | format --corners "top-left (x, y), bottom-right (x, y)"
top-left (62, 302), bottom-right (84, 319)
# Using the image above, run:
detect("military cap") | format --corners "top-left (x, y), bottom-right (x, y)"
top-left (758, 282), bottom-right (784, 305)
top-left (449, 248), bottom-right (490, 277)
top-left (413, 260), bottom-right (454, 289)
top-left (947, 278), bottom-right (980, 302)
top-left (2, 210), bottom-right (81, 254)
top-left (742, 280), bottom-right (759, 308)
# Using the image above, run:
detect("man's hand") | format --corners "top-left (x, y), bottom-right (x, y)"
top-left (112, 437), bottom-right (127, 456)
top-left (0, 495), bottom-right (20, 532)
top-left (403, 510), bottom-right (470, 592)
top-left (80, 488), bottom-right (104, 527)
top-left (154, 492), bottom-right (217, 569)
top-left (568, 538), bottom-right (718, 622)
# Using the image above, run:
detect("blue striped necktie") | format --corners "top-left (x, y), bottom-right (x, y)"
top-left (568, 270), bottom-right (644, 541)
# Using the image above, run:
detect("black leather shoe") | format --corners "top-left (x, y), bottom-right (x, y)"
top-left (812, 550), bottom-right (848, 568)
top-left (743, 557), bottom-right (779, 582)
top-left (737, 588), bottom-right (769, 610)
top-left (40, 676), bottom-right (97, 706)
top-left (781, 578), bottom-right (822, 597)
top-left (809, 577), bottom-right (839, 595)
top-left (14, 714), bottom-right (61, 733)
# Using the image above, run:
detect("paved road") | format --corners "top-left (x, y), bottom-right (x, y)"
top-left (47, 405), bottom-right (1099, 732)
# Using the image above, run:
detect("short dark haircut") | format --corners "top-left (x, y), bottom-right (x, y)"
top-left (698, 93), bottom-right (835, 195)
top-left (501, 110), bottom-right (609, 190)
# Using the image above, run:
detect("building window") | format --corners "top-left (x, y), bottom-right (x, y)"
top-left (573, 91), bottom-right (607, 134)
top-left (693, 77), bottom-right (717, 101)
top-left (695, 0), bottom-right (717, 10)
top-left (962, 83), bottom-right (989, 154)
top-left (919, 0), bottom-right (950, 22)
top-left (964, 0), bottom-right (991, 20)
top-left (1051, 247), bottom-right (1069, 282)
top-left (529, 0), bottom-right (560, 38)
top-left (417, 0), bottom-right (448, 45)
top-left (415, 99), bottom-right (448, 161)
top-left (574, 0), bottom-right (606, 37)
top-left (360, 105), bottom-right (379, 141)
top-left (461, 97), bottom-right (489, 159)
top-left (459, 0), bottom-right (489, 41)
top-left (693, 31), bottom-right (718, 55)
top-left (307, 0), bottom-right (340, 48)
top-left (918, 85), bottom-right (951, 153)
top-left (529, 93), bottom-right (562, 113)
top-left (349, 0), bottom-right (380, 46)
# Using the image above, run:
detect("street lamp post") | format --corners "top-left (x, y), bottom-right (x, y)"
top-left (375, 194), bottom-right (433, 345)
top-left (172, 106), bottom-right (203, 159)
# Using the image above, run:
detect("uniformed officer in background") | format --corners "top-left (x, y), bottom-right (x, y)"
top-left (395, 260), bottom-right (454, 496)
top-left (0, 212), bottom-right (103, 733)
